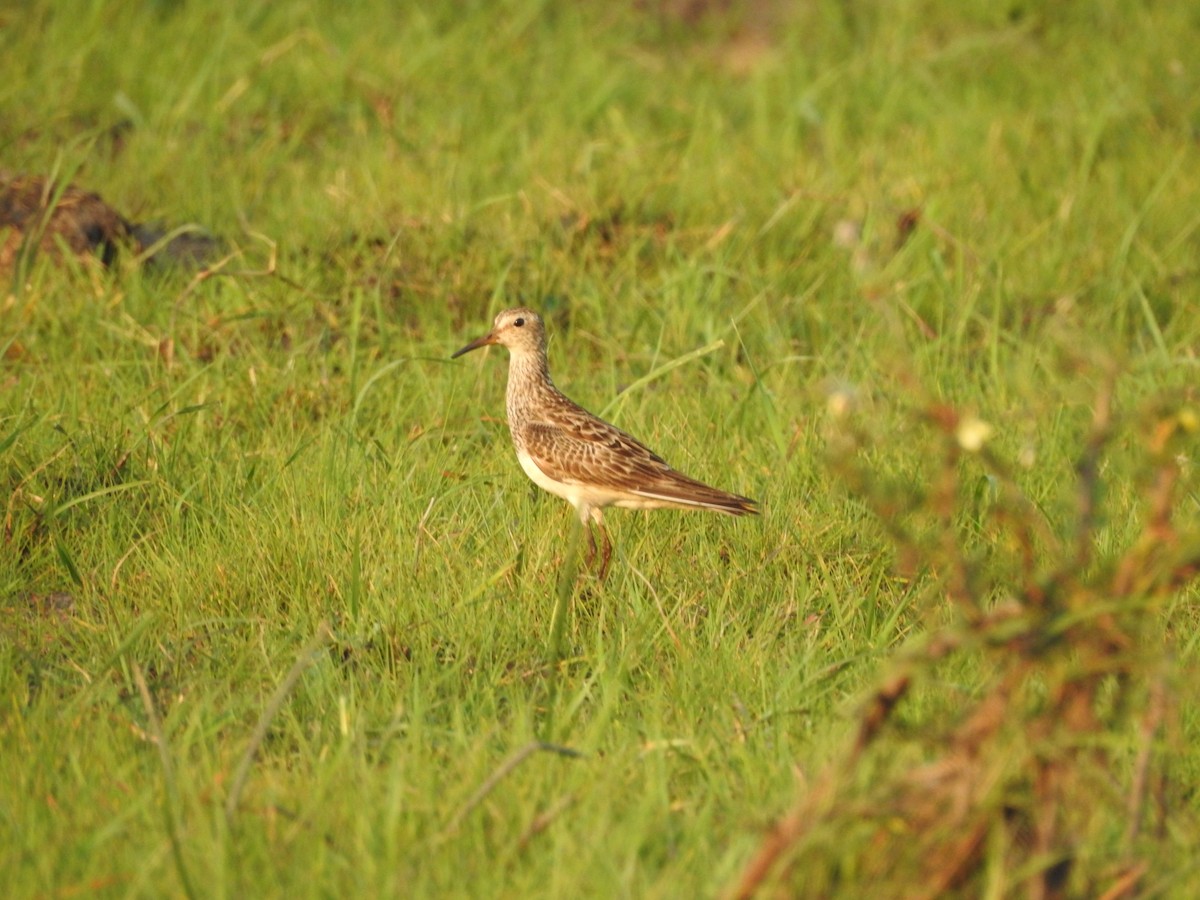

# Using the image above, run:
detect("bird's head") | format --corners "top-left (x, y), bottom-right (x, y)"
top-left (451, 307), bottom-right (546, 359)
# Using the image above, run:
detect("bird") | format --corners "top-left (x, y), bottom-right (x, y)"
top-left (452, 307), bottom-right (757, 579)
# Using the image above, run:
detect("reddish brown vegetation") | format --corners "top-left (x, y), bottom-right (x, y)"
top-left (732, 380), bottom-right (1199, 898)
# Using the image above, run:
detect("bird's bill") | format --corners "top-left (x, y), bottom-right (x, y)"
top-left (451, 332), bottom-right (498, 359)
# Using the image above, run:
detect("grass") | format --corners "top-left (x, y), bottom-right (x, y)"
top-left (3, 0), bottom-right (1200, 896)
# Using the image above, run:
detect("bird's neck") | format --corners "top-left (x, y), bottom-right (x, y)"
top-left (506, 349), bottom-right (554, 429)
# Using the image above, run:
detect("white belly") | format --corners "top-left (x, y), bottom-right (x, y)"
top-left (517, 450), bottom-right (584, 505)
top-left (515, 449), bottom-right (705, 520)
top-left (516, 449), bottom-right (630, 520)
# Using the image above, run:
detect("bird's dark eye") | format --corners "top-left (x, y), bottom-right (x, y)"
top-left (513, 317), bottom-right (525, 327)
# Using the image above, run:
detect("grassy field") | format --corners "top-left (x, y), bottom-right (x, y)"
top-left (3, 0), bottom-right (1200, 896)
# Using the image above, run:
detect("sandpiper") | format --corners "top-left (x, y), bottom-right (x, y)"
top-left (452, 308), bottom-right (757, 578)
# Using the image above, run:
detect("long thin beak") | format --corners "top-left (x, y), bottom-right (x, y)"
top-left (451, 332), bottom-right (497, 359)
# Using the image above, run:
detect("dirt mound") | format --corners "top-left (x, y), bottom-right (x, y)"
top-left (0, 172), bottom-right (222, 277)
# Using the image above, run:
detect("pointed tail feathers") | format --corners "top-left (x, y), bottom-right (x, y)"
top-left (632, 473), bottom-right (758, 516)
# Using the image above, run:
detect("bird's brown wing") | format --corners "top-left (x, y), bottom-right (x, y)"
top-left (521, 412), bottom-right (672, 492)
top-left (519, 407), bottom-right (758, 514)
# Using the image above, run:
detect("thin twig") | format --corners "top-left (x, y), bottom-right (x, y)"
top-left (726, 790), bottom-right (825, 900)
top-left (443, 741), bottom-right (583, 836)
top-left (1096, 862), bottom-right (1148, 900)
top-left (516, 793), bottom-right (577, 850)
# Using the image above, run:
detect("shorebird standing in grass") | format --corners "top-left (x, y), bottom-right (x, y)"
top-left (452, 308), bottom-right (758, 579)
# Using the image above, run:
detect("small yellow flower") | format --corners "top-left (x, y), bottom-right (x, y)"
top-left (825, 381), bottom-right (857, 419)
top-left (956, 416), bottom-right (994, 453)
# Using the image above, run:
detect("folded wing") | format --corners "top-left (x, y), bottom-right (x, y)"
top-left (519, 409), bottom-right (757, 516)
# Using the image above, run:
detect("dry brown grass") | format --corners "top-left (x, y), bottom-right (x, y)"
top-left (731, 377), bottom-right (1200, 899)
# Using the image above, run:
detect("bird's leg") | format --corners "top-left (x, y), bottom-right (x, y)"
top-left (583, 518), bottom-right (598, 570)
top-left (595, 522), bottom-right (613, 581)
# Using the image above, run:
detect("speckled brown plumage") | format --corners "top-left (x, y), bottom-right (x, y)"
top-left (452, 307), bottom-right (757, 578)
